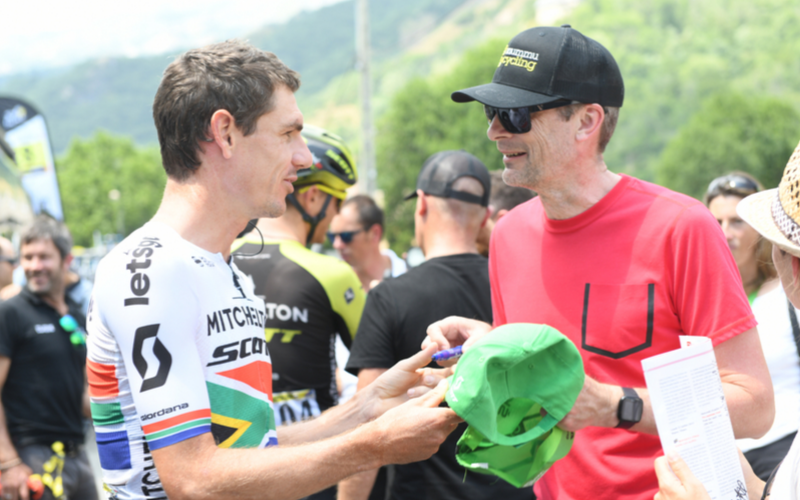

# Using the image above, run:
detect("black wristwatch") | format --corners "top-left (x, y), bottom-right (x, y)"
top-left (615, 387), bottom-right (643, 429)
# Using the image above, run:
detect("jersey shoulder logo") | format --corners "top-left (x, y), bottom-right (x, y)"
top-left (191, 256), bottom-right (215, 268)
top-left (344, 288), bottom-right (355, 304)
top-left (132, 324), bottom-right (172, 392)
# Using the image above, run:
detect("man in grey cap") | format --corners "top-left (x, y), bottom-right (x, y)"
top-left (425, 25), bottom-right (774, 500)
top-left (339, 151), bottom-right (534, 500)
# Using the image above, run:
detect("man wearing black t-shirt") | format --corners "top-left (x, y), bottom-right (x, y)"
top-left (0, 216), bottom-right (98, 500)
top-left (341, 151), bottom-right (534, 500)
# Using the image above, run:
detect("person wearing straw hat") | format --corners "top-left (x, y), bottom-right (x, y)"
top-left (425, 25), bottom-right (774, 500)
top-left (705, 172), bottom-right (800, 480)
top-left (655, 141), bottom-right (800, 500)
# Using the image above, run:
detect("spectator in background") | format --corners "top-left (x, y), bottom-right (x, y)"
top-left (705, 172), bottom-right (799, 480)
top-left (329, 195), bottom-right (407, 291)
top-left (0, 239), bottom-right (92, 315)
top-left (0, 215), bottom-right (97, 500)
top-left (0, 237), bottom-right (17, 292)
top-left (655, 141), bottom-right (800, 500)
top-left (476, 170), bottom-right (535, 257)
top-left (340, 151), bottom-right (532, 500)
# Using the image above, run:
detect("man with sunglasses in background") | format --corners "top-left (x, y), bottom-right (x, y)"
top-left (329, 195), bottom-right (407, 292)
top-left (0, 216), bottom-right (98, 500)
top-left (339, 151), bottom-right (534, 500)
top-left (231, 125), bottom-right (365, 500)
top-left (424, 25), bottom-right (774, 500)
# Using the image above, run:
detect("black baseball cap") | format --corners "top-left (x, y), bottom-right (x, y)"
top-left (452, 25), bottom-right (624, 109)
top-left (404, 151), bottom-right (491, 206)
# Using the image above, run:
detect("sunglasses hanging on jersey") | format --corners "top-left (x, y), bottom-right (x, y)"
top-left (483, 99), bottom-right (573, 134)
top-left (60, 314), bottom-right (86, 347)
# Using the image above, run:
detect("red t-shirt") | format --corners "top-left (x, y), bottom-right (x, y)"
top-left (489, 174), bottom-right (756, 500)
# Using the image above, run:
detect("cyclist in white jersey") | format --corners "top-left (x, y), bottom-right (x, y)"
top-left (86, 40), bottom-right (459, 500)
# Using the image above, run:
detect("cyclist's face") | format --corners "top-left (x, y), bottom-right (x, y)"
top-left (236, 86), bottom-right (312, 218)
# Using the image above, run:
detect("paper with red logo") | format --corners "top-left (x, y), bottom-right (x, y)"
top-left (642, 336), bottom-right (747, 500)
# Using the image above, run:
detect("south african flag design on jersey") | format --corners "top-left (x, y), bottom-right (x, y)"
top-left (209, 359), bottom-right (278, 448)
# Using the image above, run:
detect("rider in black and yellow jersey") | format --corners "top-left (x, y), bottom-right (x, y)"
top-left (231, 126), bottom-right (365, 427)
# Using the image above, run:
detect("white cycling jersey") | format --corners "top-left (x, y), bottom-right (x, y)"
top-left (86, 222), bottom-right (276, 500)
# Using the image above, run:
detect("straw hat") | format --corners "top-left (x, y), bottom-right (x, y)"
top-left (738, 139), bottom-right (800, 258)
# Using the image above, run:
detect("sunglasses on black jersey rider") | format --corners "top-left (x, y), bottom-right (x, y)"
top-left (483, 99), bottom-right (573, 134)
top-left (326, 229), bottom-right (363, 245)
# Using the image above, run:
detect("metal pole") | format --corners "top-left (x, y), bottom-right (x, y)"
top-left (355, 0), bottom-right (376, 194)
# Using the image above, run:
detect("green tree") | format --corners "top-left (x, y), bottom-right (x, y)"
top-left (377, 38), bottom-right (507, 251)
top-left (655, 92), bottom-right (800, 199)
top-left (57, 131), bottom-right (166, 246)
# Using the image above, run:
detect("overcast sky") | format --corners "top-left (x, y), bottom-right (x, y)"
top-left (0, 0), bottom-right (345, 76)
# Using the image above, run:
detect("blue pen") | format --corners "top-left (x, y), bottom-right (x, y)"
top-left (432, 345), bottom-right (463, 362)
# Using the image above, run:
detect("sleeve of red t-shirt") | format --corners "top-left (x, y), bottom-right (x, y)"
top-left (669, 203), bottom-right (757, 345)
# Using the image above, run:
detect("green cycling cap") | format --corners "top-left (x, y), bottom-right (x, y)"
top-left (445, 323), bottom-right (585, 487)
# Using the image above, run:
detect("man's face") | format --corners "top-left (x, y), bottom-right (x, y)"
top-left (21, 238), bottom-right (67, 296)
top-left (329, 203), bottom-right (370, 266)
top-left (487, 107), bottom-right (577, 190)
top-left (233, 85), bottom-right (312, 218)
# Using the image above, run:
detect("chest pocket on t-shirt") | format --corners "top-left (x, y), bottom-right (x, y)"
top-left (581, 283), bottom-right (654, 359)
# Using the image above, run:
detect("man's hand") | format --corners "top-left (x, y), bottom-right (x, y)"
top-left (1, 462), bottom-right (34, 500)
top-left (423, 316), bottom-right (492, 365)
top-left (654, 451), bottom-right (711, 500)
top-left (557, 375), bottom-right (620, 431)
top-left (364, 344), bottom-right (452, 419)
top-left (367, 380), bottom-right (461, 465)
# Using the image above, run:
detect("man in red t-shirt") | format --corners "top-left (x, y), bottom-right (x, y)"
top-left (425, 25), bottom-right (775, 500)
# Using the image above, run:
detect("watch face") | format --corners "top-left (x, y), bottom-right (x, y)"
top-left (619, 398), bottom-right (643, 423)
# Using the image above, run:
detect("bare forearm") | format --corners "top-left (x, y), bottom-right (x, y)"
top-left (83, 391), bottom-right (91, 418)
top-left (0, 401), bottom-right (20, 462)
top-left (337, 468), bottom-right (379, 500)
top-left (277, 389), bottom-right (373, 446)
top-left (721, 373), bottom-right (774, 439)
top-left (158, 427), bottom-right (382, 500)
top-left (580, 380), bottom-right (768, 438)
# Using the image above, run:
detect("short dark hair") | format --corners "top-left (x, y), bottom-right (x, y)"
top-left (22, 215), bottom-right (72, 259)
top-left (342, 195), bottom-right (384, 230)
top-left (489, 170), bottom-right (535, 212)
top-left (153, 40), bottom-right (301, 181)
top-left (557, 103), bottom-right (620, 153)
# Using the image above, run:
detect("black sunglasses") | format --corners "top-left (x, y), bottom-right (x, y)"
top-left (706, 174), bottom-right (759, 199)
top-left (327, 229), bottom-right (363, 245)
top-left (483, 100), bottom-right (573, 134)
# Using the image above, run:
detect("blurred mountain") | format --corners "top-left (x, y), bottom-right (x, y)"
top-left (0, 0), bottom-right (524, 153)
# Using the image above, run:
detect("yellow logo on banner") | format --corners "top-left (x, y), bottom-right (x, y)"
top-left (13, 142), bottom-right (47, 171)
